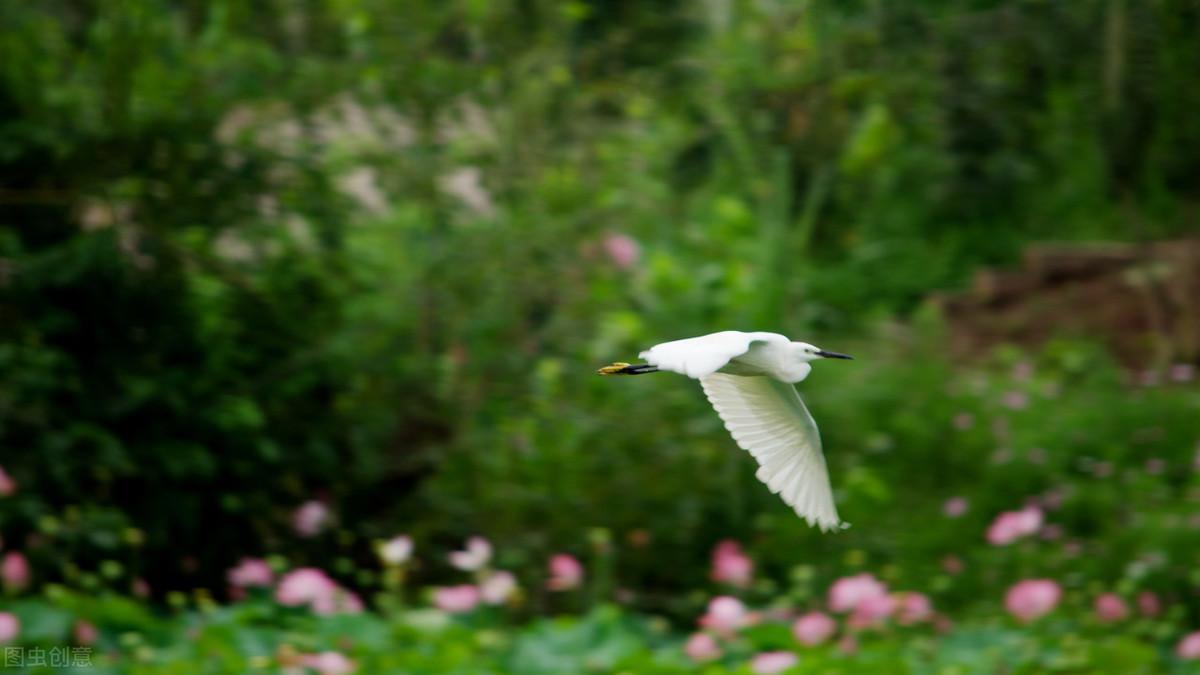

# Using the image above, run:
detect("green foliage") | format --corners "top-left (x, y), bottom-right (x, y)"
top-left (4, 590), bottom-right (1196, 673)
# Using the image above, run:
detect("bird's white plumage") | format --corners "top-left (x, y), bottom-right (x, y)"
top-left (700, 374), bottom-right (842, 531)
top-left (639, 330), bottom-right (785, 379)
top-left (633, 330), bottom-right (843, 531)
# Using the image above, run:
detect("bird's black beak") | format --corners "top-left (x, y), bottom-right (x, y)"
top-left (816, 350), bottom-right (854, 360)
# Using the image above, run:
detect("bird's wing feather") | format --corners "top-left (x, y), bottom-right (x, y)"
top-left (699, 373), bottom-right (843, 531)
top-left (640, 331), bottom-right (779, 379)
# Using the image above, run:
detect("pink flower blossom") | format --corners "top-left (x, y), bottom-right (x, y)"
top-left (480, 571), bottom-right (517, 605)
top-left (750, 651), bottom-right (798, 674)
top-left (275, 568), bottom-right (358, 615)
top-left (1138, 591), bottom-right (1161, 617)
top-left (449, 537), bottom-right (492, 572)
top-left (378, 535), bottom-right (413, 565)
top-left (710, 540), bottom-right (753, 587)
top-left (546, 554), bottom-right (584, 591)
top-left (227, 558), bottom-right (273, 588)
top-left (1002, 391), bottom-right (1028, 410)
top-left (943, 497), bottom-right (969, 518)
top-left (1146, 458), bottom-right (1166, 475)
top-left (0, 613), bottom-right (18, 643)
top-left (0, 466), bottom-right (15, 496)
top-left (2, 552), bottom-right (29, 592)
top-left (602, 233), bottom-right (640, 269)
top-left (699, 596), bottom-right (748, 635)
top-left (298, 651), bottom-right (357, 674)
top-left (132, 578), bottom-right (151, 598)
top-left (1170, 364), bottom-right (1195, 383)
top-left (1005, 579), bottom-right (1061, 622)
top-left (683, 632), bottom-right (721, 662)
top-left (73, 620), bottom-right (97, 645)
top-left (952, 413), bottom-right (974, 430)
top-left (941, 556), bottom-right (964, 575)
top-left (792, 611), bottom-right (836, 646)
top-left (847, 593), bottom-right (895, 629)
top-left (276, 568), bottom-right (336, 607)
top-left (1178, 631), bottom-right (1200, 660)
top-left (896, 592), bottom-right (933, 625)
top-left (1094, 593), bottom-right (1128, 623)
top-left (828, 573), bottom-right (888, 613)
top-left (433, 584), bottom-right (480, 613)
top-left (292, 500), bottom-right (331, 538)
top-left (986, 506), bottom-right (1043, 545)
top-left (1012, 361), bottom-right (1034, 381)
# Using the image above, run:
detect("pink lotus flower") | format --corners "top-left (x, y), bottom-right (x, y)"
top-left (276, 568), bottom-right (336, 607)
top-left (986, 506), bottom-right (1043, 545)
top-left (378, 535), bottom-right (413, 565)
top-left (1002, 391), bottom-right (1029, 409)
top-left (602, 233), bottom-right (640, 269)
top-left (298, 651), bottom-right (357, 674)
top-left (896, 592), bottom-right (933, 625)
top-left (292, 500), bottom-right (331, 538)
top-left (227, 558), bottom-right (273, 588)
top-left (848, 593), bottom-right (895, 629)
top-left (710, 540), bottom-right (753, 587)
top-left (1012, 361), bottom-right (1034, 381)
top-left (1094, 593), bottom-right (1128, 623)
top-left (433, 584), bottom-right (480, 613)
top-left (828, 573), bottom-right (888, 613)
top-left (1177, 631), bottom-right (1200, 659)
top-left (1138, 591), bottom-right (1161, 617)
top-left (0, 466), bottom-right (15, 496)
top-left (943, 497), bottom-right (969, 518)
top-left (751, 651), bottom-right (798, 674)
top-left (683, 632), bottom-right (721, 662)
top-left (73, 620), bottom-right (97, 645)
top-left (792, 611), bottom-right (836, 646)
top-left (699, 596), bottom-right (748, 635)
top-left (480, 571), bottom-right (517, 605)
top-left (1170, 364), bottom-right (1195, 383)
top-left (2, 552), bottom-right (29, 592)
top-left (449, 537), bottom-right (492, 572)
top-left (546, 554), bottom-right (584, 591)
top-left (1005, 579), bottom-right (1061, 622)
top-left (0, 612), bottom-right (18, 643)
top-left (275, 568), bottom-right (358, 615)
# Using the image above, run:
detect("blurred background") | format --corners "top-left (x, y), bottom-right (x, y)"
top-left (2, 0), bottom-right (1200, 672)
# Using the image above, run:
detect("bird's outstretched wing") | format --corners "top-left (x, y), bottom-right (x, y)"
top-left (699, 373), bottom-right (843, 531)
top-left (640, 331), bottom-right (778, 379)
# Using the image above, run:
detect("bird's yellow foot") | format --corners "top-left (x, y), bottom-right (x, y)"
top-left (597, 362), bottom-right (631, 375)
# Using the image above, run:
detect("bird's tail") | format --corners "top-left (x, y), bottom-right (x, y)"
top-left (596, 362), bottom-right (660, 376)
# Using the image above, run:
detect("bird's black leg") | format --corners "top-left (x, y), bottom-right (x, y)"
top-left (597, 362), bottom-right (660, 375)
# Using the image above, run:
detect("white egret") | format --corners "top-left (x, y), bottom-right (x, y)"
top-left (598, 331), bottom-right (853, 532)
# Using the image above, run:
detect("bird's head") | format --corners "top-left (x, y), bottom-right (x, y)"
top-left (793, 342), bottom-right (854, 363)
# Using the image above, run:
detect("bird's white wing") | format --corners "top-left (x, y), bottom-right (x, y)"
top-left (700, 373), bottom-right (843, 531)
top-left (640, 331), bottom-right (780, 379)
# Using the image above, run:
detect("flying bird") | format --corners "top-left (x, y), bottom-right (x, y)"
top-left (598, 331), bottom-right (853, 532)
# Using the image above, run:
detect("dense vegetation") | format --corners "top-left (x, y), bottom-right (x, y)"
top-left (2, 0), bottom-right (1199, 672)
